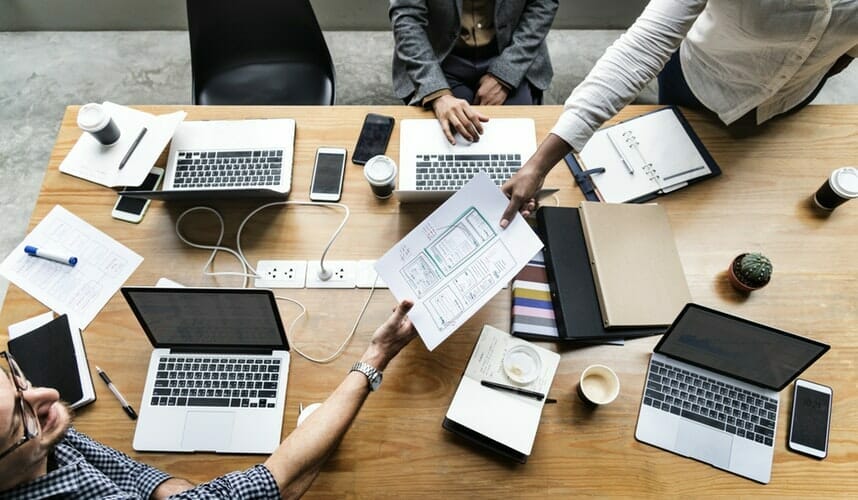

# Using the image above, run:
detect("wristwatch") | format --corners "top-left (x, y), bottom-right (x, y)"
top-left (350, 361), bottom-right (383, 391)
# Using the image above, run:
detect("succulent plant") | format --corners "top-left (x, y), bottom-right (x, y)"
top-left (733, 253), bottom-right (772, 289)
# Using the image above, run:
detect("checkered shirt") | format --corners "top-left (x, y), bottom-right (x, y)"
top-left (0, 428), bottom-right (279, 499)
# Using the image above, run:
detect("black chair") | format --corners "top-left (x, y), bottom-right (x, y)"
top-left (186, 0), bottom-right (336, 105)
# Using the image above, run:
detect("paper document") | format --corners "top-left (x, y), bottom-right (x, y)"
top-left (60, 102), bottom-right (186, 188)
top-left (376, 173), bottom-right (543, 350)
top-left (0, 205), bottom-right (143, 330)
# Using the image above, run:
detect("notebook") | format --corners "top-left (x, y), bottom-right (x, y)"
top-left (536, 206), bottom-right (663, 340)
top-left (121, 287), bottom-right (291, 454)
top-left (566, 107), bottom-right (721, 203)
top-left (7, 313), bottom-right (95, 409)
top-left (578, 201), bottom-right (691, 328)
top-left (395, 118), bottom-right (536, 202)
top-left (443, 325), bottom-right (560, 463)
top-left (636, 303), bottom-right (829, 483)
top-left (120, 118), bottom-right (295, 200)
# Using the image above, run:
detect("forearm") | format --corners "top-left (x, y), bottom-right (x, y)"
top-left (264, 372), bottom-right (371, 497)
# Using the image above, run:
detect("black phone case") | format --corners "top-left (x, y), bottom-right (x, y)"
top-left (352, 113), bottom-right (395, 164)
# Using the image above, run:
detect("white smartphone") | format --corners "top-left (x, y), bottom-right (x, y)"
top-left (788, 378), bottom-right (833, 459)
top-left (112, 166), bottom-right (164, 223)
top-left (309, 147), bottom-right (347, 202)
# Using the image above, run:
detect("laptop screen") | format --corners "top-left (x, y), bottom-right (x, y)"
top-left (655, 304), bottom-right (829, 390)
top-left (122, 288), bottom-right (289, 351)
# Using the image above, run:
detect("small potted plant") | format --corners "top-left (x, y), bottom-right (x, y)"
top-left (727, 252), bottom-right (773, 292)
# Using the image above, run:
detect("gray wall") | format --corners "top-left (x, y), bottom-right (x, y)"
top-left (2, 0), bottom-right (647, 31)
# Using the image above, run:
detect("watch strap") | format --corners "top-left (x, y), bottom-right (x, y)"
top-left (350, 361), bottom-right (382, 391)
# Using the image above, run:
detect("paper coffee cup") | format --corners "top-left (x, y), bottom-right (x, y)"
top-left (77, 103), bottom-right (121, 146)
top-left (577, 364), bottom-right (620, 406)
top-left (364, 155), bottom-right (397, 199)
top-left (813, 167), bottom-right (858, 210)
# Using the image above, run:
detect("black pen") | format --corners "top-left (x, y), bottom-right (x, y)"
top-left (481, 380), bottom-right (546, 401)
top-left (118, 127), bottom-right (147, 170)
top-left (96, 366), bottom-right (138, 420)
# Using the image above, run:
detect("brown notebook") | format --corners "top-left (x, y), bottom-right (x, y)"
top-left (578, 201), bottom-right (691, 327)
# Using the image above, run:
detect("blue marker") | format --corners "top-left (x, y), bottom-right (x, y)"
top-left (24, 245), bottom-right (78, 266)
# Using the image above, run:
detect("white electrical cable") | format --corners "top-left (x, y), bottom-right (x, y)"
top-left (175, 201), bottom-right (368, 364)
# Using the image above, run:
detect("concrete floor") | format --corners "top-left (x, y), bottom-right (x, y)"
top-left (1, 30), bottom-right (857, 310)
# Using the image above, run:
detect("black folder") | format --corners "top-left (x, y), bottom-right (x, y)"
top-left (536, 207), bottom-right (663, 340)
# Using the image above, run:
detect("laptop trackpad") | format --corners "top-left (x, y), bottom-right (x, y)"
top-left (674, 420), bottom-right (732, 468)
top-left (182, 412), bottom-right (234, 451)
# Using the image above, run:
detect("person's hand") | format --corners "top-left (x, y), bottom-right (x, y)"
top-left (360, 300), bottom-right (418, 371)
top-left (474, 74), bottom-right (509, 106)
top-left (500, 163), bottom-right (545, 229)
top-left (432, 94), bottom-right (489, 145)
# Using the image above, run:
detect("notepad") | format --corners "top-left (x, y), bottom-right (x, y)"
top-left (568, 107), bottom-right (721, 203)
top-left (578, 201), bottom-right (691, 328)
top-left (443, 325), bottom-right (560, 463)
top-left (7, 313), bottom-right (95, 409)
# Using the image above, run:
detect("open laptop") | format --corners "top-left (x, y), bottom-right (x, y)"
top-left (121, 287), bottom-right (291, 454)
top-left (395, 118), bottom-right (536, 202)
top-left (121, 118), bottom-right (295, 200)
top-left (636, 303), bottom-right (829, 483)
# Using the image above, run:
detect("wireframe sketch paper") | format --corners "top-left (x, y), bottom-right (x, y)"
top-left (59, 102), bottom-right (186, 188)
top-left (375, 173), bottom-right (543, 351)
top-left (0, 205), bottom-right (143, 330)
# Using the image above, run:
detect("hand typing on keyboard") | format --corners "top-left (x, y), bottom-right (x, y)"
top-left (431, 94), bottom-right (489, 145)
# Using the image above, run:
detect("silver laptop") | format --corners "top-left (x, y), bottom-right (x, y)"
top-left (121, 287), bottom-right (291, 454)
top-left (395, 118), bottom-right (536, 202)
top-left (122, 118), bottom-right (295, 200)
top-left (636, 303), bottom-right (828, 483)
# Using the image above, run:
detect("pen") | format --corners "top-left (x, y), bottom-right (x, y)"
top-left (607, 132), bottom-right (634, 175)
top-left (118, 127), bottom-right (147, 170)
top-left (96, 366), bottom-right (138, 420)
top-left (481, 380), bottom-right (546, 401)
top-left (24, 245), bottom-right (78, 266)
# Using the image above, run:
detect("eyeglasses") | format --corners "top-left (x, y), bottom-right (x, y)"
top-left (0, 352), bottom-right (40, 461)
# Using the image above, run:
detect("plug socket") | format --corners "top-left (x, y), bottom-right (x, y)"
top-left (305, 260), bottom-right (357, 288)
top-left (254, 260), bottom-right (307, 288)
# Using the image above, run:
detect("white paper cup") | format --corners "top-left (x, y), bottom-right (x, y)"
top-left (813, 166), bottom-right (858, 210)
top-left (77, 103), bottom-right (121, 146)
top-left (364, 155), bottom-right (397, 199)
top-left (577, 364), bottom-right (620, 406)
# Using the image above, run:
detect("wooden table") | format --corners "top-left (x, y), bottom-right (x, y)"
top-left (2, 105), bottom-right (857, 497)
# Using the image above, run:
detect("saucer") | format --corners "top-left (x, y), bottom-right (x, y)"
top-left (503, 344), bottom-right (542, 384)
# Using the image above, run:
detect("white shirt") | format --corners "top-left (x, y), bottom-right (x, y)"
top-left (551, 0), bottom-right (858, 152)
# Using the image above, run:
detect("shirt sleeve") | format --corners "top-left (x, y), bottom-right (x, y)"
top-left (390, 0), bottom-right (454, 104)
top-left (64, 428), bottom-right (171, 498)
top-left (550, 0), bottom-right (707, 152)
top-left (169, 464), bottom-right (280, 499)
top-left (487, 0), bottom-right (559, 89)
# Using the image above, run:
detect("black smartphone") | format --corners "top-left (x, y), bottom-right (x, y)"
top-left (352, 113), bottom-right (395, 165)
top-left (787, 378), bottom-right (832, 459)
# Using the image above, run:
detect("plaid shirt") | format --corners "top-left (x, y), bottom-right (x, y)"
top-left (1, 428), bottom-right (279, 499)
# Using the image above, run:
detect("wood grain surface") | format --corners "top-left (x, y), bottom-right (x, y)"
top-left (1, 104), bottom-right (856, 497)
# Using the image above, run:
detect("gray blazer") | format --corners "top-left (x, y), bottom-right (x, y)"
top-left (390, 0), bottom-right (558, 104)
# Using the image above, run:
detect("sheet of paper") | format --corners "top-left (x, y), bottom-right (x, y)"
top-left (376, 173), bottom-right (543, 351)
top-left (7, 311), bottom-right (55, 339)
top-left (59, 102), bottom-right (186, 187)
top-left (0, 205), bottom-right (143, 330)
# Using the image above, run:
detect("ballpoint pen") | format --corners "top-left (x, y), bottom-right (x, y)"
top-left (118, 127), bottom-right (147, 170)
top-left (96, 366), bottom-right (138, 420)
top-left (24, 245), bottom-right (78, 266)
top-left (480, 380), bottom-right (546, 401)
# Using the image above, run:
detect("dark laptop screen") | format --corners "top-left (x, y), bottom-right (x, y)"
top-left (655, 304), bottom-right (828, 390)
top-left (122, 288), bottom-right (288, 350)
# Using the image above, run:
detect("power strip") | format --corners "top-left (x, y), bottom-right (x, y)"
top-left (254, 260), bottom-right (308, 288)
top-left (305, 260), bottom-right (357, 288)
top-left (254, 259), bottom-right (389, 289)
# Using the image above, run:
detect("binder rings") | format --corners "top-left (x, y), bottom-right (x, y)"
top-left (443, 325), bottom-right (560, 463)
top-left (566, 107), bottom-right (721, 203)
top-left (536, 207), bottom-right (662, 340)
top-left (578, 201), bottom-right (691, 328)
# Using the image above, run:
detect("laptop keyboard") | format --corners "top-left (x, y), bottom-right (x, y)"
top-left (150, 355), bottom-right (281, 409)
top-left (173, 150), bottom-right (282, 188)
top-left (643, 359), bottom-right (777, 446)
top-left (414, 153), bottom-right (521, 190)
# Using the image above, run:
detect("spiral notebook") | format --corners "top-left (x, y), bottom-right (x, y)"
top-left (566, 107), bottom-right (721, 203)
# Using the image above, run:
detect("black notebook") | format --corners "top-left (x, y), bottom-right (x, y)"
top-left (536, 207), bottom-right (663, 340)
top-left (7, 314), bottom-right (95, 409)
top-left (566, 106), bottom-right (721, 203)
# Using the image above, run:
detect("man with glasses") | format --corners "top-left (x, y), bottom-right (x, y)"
top-left (0, 300), bottom-right (417, 498)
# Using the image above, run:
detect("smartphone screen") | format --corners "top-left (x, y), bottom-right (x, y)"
top-left (310, 149), bottom-right (346, 201)
top-left (789, 380), bottom-right (832, 457)
top-left (116, 171), bottom-right (162, 215)
top-left (352, 114), bottom-right (395, 165)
